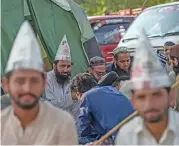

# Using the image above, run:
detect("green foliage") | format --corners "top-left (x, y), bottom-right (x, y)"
top-left (73, 0), bottom-right (179, 16)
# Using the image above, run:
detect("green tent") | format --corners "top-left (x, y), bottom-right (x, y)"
top-left (1, 0), bottom-right (102, 77)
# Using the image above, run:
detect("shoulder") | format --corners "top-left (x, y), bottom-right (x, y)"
top-left (46, 70), bottom-right (56, 81)
top-left (1, 94), bottom-right (11, 110)
top-left (1, 106), bottom-right (12, 121)
top-left (106, 63), bottom-right (113, 72)
top-left (118, 115), bottom-right (140, 135)
top-left (43, 102), bottom-right (75, 124)
top-left (115, 116), bottom-right (140, 144)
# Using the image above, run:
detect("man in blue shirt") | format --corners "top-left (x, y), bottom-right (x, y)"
top-left (75, 72), bottom-right (135, 144)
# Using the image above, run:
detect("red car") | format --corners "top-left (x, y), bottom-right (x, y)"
top-left (88, 15), bottom-right (135, 63)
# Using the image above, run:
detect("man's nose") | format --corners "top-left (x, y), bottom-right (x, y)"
top-left (23, 82), bottom-right (32, 92)
top-left (144, 97), bottom-right (155, 110)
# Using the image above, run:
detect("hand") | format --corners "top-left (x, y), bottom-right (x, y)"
top-left (71, 91), bottom-right (78, 100)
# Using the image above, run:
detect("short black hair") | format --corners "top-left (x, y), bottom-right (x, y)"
top-left (114, 51), bottom-right (129, 61)
top-left (71, 73), bottom-right (97, 93)
top-left (89, 56), bottom-right (105, 67)
top-left (164, 41), bottom-right (175, 47)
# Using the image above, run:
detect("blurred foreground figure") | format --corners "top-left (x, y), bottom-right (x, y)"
top-left (115, 30), bottom-right (179, 145)
top-left (1, 21), bottom-right (78, 145)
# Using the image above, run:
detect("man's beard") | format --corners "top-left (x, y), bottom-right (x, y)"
top-left (143, 107), bottom-right (168, 123)
top-left (10, 92), bottom-right (40, 110)
top-left (55, 71), bottom-right (71, 84)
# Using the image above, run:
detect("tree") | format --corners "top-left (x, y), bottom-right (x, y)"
top-left (73, 0), bottom-right (179, 16)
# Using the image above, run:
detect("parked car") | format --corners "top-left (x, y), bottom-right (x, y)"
top-left (118, 2), bottom-right (179, 56)
top-left (88, 15), bottom-right (135, 63)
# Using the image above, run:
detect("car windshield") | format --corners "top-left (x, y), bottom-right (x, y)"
top-left (94, 23), bottom-right (130, 45)
top-left (123, 4), bottom-right (179, 39)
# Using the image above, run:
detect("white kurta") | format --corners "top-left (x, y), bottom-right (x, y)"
top-left (1, 102), bottom-right (78, 145)
top-left (115, 109), bottom-right (179, 145)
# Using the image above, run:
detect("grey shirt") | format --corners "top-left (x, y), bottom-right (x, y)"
top-left (42, 70), bottom-right (80, 120)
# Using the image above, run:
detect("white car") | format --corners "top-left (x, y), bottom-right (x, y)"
top-left (118, 2), bottom-right (179, 56)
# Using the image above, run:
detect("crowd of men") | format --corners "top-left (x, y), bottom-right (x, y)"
top-left (1, 21), bottom-right (179, 145)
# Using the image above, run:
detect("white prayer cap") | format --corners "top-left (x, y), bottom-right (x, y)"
top-left (55, 35), bottom-right (71, 61)
top-left (5, 21), bottom-right (44, 74)
top-left (130, 29), bottom-right (171, 90)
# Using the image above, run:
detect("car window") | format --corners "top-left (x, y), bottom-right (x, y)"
top-left (123, 4), bottom-right (179, 39)
top-left (94, 23), bottom-right (130, 45)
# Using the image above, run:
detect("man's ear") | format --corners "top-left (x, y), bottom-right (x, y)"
top-left (169, 88), bottom-right (175, 108)
top-left (53, 63), bottom-right (55, 69)
top-left (2, 77), bottom-right (9, 94)
top-left (88, 67), bottom-right (92, 73)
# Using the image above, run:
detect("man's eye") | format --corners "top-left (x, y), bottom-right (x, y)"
top-left (31, 79), bottom-right (39, 83)
top-left (153, 92), bottom-right (161, 97)
top-left (15, 79), bottom-right (24, 84)
top-left (137, 95), bottom-right (145, 100)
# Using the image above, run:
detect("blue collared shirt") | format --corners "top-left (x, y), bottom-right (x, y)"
top-left (77, 86), bottom-right (135, 144)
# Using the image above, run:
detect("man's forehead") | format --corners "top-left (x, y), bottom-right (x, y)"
top-left (58, 60), bottom-right (71, 65)
top-left (10, 69), bottom-right (42, 78)
top-left (93, 65), bottom-right (106, 71)
top-left (133, 88), bottom-right (164, 95)
top-left (118, 53), bottom-right (130, 59)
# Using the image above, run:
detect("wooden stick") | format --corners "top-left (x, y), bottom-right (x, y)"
top-left (93, 111), bottom-right (138, 145)
top-left (93, 83), bottom-right (178, 145)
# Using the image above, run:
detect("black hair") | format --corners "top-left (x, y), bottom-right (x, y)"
top-left (164, 41), bottom-right (175, 47)
top-left (71, 73), bottom-right (97, 93)
top-left (114, 51), bottom-right (129, 61)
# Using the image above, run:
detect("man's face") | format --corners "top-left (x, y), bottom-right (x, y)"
top-left (88, 65), bottom-right (106, 81)
top-left (54, 60), bottom-right (72, 84)
top-left (4, 69), bottom-right (45, 110)
top-left (132, 88), bottom-right (171, 123)
top-left (115, 53), bottom-right (130, 71)
top-left (164, 46), bottom-right (172, 58)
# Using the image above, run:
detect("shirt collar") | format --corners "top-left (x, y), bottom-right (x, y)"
top-left (135, 108), bottom-right (177, 135)
top-left (10, 102), bottom-right (44, 128)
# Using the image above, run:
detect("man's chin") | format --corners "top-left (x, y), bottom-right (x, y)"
top-left (16, 101), bottom-right (39, 110)
top-left (144, 116), bottom-right (162, 123)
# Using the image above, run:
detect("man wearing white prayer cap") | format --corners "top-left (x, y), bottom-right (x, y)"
top-left (42, 34), bottom-right (80, 119)
top-left (1, 21), bottom-right (78, 145)
top-left (115, 30), bottom-right (179, 145)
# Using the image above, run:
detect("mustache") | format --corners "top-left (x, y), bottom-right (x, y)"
top-left (144, 109), bottom-right (160, 114)
top-left (18, 93), bottom-right (37, 99)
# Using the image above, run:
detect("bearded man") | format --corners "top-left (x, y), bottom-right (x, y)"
top-left (42, 35), bottom-right (79, 116)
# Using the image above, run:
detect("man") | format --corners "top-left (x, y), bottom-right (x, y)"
top-left (42, 35), bottom-right (79, 117)
top-left (71, 73), bottom-right (97, 101)
top-left (88, 56), bottom-right (106, 82)
top-left (164, 41), bottom-right (176, 59)
top-left (164, 41), bottom-right (176, 74)
top-left (1, 21), bottom-right (78, 145)
top-left (115, 31), bottom-right (179, 145)
top-left (106, 47), bottom-right (131, 77)
top-left (75, 72), bottom-right (134, 144)
top-left (70, 73), bottom-right (97, 121)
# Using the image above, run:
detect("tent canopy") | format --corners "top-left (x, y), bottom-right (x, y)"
top-left (1, 0), bottom-right (102, 77)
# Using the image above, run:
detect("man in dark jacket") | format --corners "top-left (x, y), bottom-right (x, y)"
top-left (88, 56), bottom-right (106, 82)
top-left (106, 47), bottom-right (131, 77)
